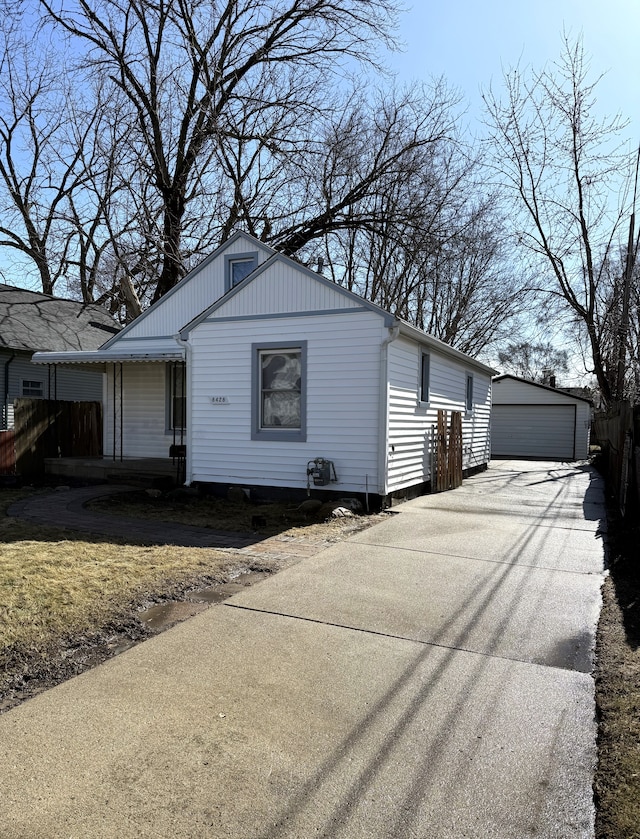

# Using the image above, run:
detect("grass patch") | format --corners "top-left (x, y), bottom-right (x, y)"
top-left (0, 486), bottom-right (377, 707)
top-left (0, 489), bottom-right (237, 683)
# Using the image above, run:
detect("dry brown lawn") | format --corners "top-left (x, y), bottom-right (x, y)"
top-left (0, 486), bottom-right (377, 707)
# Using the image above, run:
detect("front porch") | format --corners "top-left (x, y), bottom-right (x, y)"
top-left (44, 456), bottom-right (185, 488)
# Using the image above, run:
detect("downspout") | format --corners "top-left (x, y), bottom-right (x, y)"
top-left (3, 353), bottom-right (16, 430)
top-left (174, 335), bottom-right (192, 486)
top-left (378, 323), bottom-right (400, 502)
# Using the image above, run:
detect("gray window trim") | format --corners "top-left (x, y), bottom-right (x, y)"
top-left (224, 251), bottom-right (258, 292)
top-left (165, 362), bottom-right (186, 433)
top-left (466, 373), bottom-right (474, 413)
top-left (251, 341), bottom-right (307, 442)
top-left (419, 349), bottom-right (430, 404)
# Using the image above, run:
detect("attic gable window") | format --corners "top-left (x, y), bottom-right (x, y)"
top-left (224, 252), bottom-right (258, 292)
top-left (251, 341), bottom-right (307, 442)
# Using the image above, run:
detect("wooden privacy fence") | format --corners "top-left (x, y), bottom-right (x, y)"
top-left (592, 401), bottom-right (639, 518)
top-left (0, 429), bottom-right (16, 475)
top-left (9, 398), bottom-right (102, 477)
top-left (432, 409), bottom-right (463, 492)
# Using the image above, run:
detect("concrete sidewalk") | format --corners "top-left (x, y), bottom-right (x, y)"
top-left (0, 460), bottom-right (606, 838)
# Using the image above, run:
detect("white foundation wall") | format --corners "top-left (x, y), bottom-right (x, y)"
top-left (387, 336), bottom-right (491, 494)
top-left (188, 311), bottom-right (385, 494)
top-left (103, 362), bottom-right (174, 458)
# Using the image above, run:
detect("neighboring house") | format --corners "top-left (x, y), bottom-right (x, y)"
top-left (0, 284), bottom-right (120, 430)
top-left (32, 232), bottom-right (495, 504)
top-left (492, 374), bottom-right (592, 460)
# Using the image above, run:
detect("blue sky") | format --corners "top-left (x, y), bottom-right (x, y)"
top-left (389, 0), bottom-right (639, 143)
top-left (385, 1), bottom-right (639, 383)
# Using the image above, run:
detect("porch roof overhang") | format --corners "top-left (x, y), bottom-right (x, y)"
top-left (31, 349), bottom-right (185, 367)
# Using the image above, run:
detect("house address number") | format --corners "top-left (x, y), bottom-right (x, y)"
top-left (211, 396), bottom-right (229, 404)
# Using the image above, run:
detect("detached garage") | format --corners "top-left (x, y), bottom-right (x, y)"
top-left (491, 374), bottom-right (592, 460)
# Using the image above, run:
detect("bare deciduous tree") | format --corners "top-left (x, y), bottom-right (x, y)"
top-left (483, 36), bottom-right (637, 405)
top-left (497, 341), bottom-right (569, 382)
top-left (38, 0), bottom-right (402, 301)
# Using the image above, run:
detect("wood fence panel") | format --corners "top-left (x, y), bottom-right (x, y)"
top-left (592, 401), bottom-right (638, 518)
top-left (434, 410), bottom-right (463, 492)
top-left (0, 429), bottom-right (16, 474)
top-left (13, 399), bottom-right (102, 476)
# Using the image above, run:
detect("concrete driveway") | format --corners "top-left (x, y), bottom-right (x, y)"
top-left (0, 460), bottom-right (606, 838)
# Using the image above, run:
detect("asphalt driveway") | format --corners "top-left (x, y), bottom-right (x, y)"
top-left (0, 460), bottom-right (606, 838)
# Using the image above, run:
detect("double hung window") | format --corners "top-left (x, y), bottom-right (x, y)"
top-left (252, 342), bottom-right (307, 442)
top-left (22, 380), bottom-right (43, 397)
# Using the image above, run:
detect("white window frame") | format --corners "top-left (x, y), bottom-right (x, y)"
top-left (22, 380), bottom-right (43, 397)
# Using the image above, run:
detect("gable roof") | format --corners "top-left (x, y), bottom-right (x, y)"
top-left (0, 283), bottom-right (120, 353)
top-left (492, 373), bottom-right (593, 403)
top-left (179, 250), bottom-right (497, 376)
top-left (100, 231), bottom-right (275, 350)
top-left (178, 250), bottom-right (396, 337)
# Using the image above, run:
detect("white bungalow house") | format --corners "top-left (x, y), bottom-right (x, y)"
top-left (33, 232), bottom-right (495, 505)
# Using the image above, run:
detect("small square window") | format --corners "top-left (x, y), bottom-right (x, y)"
top-left (420, 350), bottom-right (430, 403)
top-left (22, 380), bottom-right (43, 397)
top-left (225, 252), bottom-right (258, 291)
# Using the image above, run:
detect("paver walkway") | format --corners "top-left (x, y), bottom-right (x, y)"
top-left (0, 461), bottom-right (606, 838)
top-left (8, 484), bottom-right (258, 548)
top-left (8, 484), bottom-right (345, 565)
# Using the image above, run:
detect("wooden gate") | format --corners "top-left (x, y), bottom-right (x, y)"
top-left (13, 398), bottom-right (102, 476)
top-left (432, 410), bottom-right (463, 492)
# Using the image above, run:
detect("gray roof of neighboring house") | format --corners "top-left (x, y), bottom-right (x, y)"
top-left (0, 284), bottom-right (120, 353)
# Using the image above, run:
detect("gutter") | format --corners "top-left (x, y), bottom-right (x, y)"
top-left (173, 335), bottom-right (193, 486)
top-left (378, 324), bottom-right (400, 498)
top-left (397, 321), bottom-right (498, 376)
top-left (2, 353), bottom-right (16, 430)
top-left (31, 350), bottom-right (184, 366)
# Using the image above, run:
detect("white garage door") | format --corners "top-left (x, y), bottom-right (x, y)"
top-left (492, 404), bottom-right (576, 459)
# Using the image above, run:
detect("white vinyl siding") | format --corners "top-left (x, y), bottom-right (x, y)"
top-left (208, 261), bottom-right (365, 321)
top-left (107, 235), bottom-right (272, 342)
top-left (104, 363), bottom-right (173, 458)
top-left (492, 377), bottom-right (591, 459)
top-left (386, 337), bottom-right (491, 494)
top-left (189, 311), bottom-right (384, 494)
